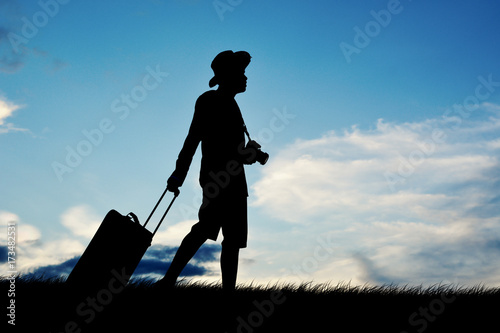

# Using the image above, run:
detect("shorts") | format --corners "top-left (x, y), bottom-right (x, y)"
top-left (191, 194), bottom-right (248, 248)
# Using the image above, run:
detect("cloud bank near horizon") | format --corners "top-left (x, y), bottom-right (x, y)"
top-left (251, 103), bottom-right (500, 286)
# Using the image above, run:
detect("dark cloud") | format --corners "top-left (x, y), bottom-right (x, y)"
top-left (143, 244), bottom-right (179, 260)
top-left (0, 3), bottom-right (68, 74)
top-left (133, 243), bottom-right (221, 277)
top-left (0, 26), bottom-right (26, 73)
top-left (353, 253), bottom-right (400, 285)
top-left (50, 58), bottom-right (68, 72)
top-left (25, 257), bottom-right (80, 279)
top-left (143, 244), bottom-right (221, 263)
top-left (25, 244), bottom-right (221, 280)
top-left (409, 237), bottom-right (500, 283)
top-left (485, 239), bottom-right (500, 252)
top-left (0, 55), bottom-right (24, 73)
top-left (0, 1), bottom-right (27, 74)
top-left (0, 246), bottom-right (8, 263)
top-left (133, 259), bottom-right (206, 277)
top-left (192, 244), bottom-right (221, 262)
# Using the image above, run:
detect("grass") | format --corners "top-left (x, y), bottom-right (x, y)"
top-left (4, 276), bottom-right (499, 332)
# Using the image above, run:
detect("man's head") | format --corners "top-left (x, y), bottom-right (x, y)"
top-left (209, 50), bottom-right (251, 94)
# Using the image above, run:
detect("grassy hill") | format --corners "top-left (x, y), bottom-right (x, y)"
top-left (4, 276), bottom-right (499, 332)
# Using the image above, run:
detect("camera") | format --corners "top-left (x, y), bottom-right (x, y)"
top-left (246, 140), bottom-right (269, 165)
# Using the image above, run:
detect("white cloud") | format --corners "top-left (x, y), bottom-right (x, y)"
top-left (0, 210), bottom-right (41, 244)
top-left (0, 95), bottom-right (28, 134)
top-left (153, 219), bottom-right (198, 246)
top-left (15, 238), bottom-right (85, 273)
top-left (60, 205), bottom-right (102, 239)
top-left (250, 104), bottom-right (500, 286)
top-left (0, 97), bottom-right (21, 124)
top-left (0, 210), bottom-right (84, 274)
top-left (0, 210), bottom-right (19, 226)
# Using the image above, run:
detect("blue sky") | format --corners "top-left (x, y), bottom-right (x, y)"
top-left (1, 0), bottom-right (500, 287)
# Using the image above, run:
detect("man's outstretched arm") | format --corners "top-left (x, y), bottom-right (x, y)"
top-left (167, 98), bottom-right (205, 193)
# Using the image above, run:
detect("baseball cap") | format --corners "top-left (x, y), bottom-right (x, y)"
top-left (209, 50), bottom-right (251, 88)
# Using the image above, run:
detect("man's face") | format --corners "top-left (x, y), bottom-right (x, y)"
top-left (220, 71), bottom-right (247, 94)
top-left (236, 71), bottom-right (247, 93)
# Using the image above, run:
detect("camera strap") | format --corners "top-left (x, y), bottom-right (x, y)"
top-left (237, 103), bottom-right (252, 141)
top-left (243, 124), bottom-right (252, 141)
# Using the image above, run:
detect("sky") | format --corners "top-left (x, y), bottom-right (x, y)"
top-left (1, 0), bottom-right (500, 287)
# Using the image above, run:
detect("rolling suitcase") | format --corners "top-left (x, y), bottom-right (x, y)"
top-left (66, 187), bottom-right (178, 292)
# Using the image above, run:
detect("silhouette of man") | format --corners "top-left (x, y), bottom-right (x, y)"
top-left (158, 50), bottom-right (259, 292)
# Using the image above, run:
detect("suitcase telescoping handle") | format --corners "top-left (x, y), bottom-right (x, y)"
top-left (143, 187), bottom-right (179, 237)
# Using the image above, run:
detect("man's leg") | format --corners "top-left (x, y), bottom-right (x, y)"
top-left (221, 243), bottom-right (240, 292)
top-left (220, 197), bottom-right (247, 293)
top-left (160, 230), bottom-right (207, 287)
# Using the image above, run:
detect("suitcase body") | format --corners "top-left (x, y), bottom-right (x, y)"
top-left (66, 210), bottom-right (152, 291)
top-left (66, 188), bottom-right (177, 293)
